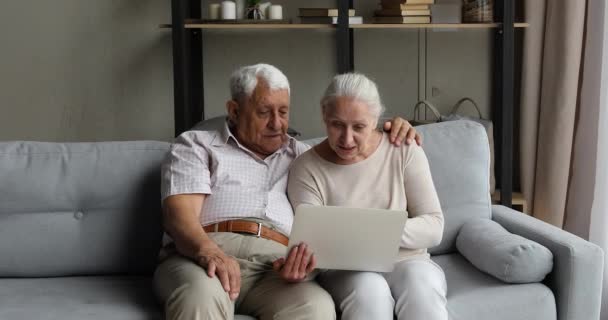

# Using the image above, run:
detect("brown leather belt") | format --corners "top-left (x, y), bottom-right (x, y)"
top-left (203, 220), bottom-right (289, 246)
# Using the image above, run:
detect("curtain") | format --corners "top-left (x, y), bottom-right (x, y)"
top-left (565, 0), bottom-right (608, 317)
top-left (519, 0), bottom-right (587, 227)
top-left (523, 0), bottom-right (608, 317)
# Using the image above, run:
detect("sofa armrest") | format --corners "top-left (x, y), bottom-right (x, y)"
top-left (492, 205), bottom-right (604, 320)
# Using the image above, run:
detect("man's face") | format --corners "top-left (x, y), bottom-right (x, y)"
top-left (228, 80), bottom-right (290, 158)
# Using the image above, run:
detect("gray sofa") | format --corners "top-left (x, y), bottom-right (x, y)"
top-left (0, 121), bottom-right (602, 320)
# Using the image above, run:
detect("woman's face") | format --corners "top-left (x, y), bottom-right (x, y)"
top-left (323, 96), bottom-right (378, 163)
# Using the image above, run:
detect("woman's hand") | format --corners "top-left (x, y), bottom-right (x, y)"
top-left (383, 117), bottom-right (422, 146)
top-left (272, 243), bottom-right (317, 283)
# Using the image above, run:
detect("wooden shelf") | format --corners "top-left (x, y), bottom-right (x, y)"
top-left (159, 22), bottom-right (529, 30)
top-left (352, 22), bottom-right (530, 29)
top-left (166, 1), bottom-right (520, 204)
top-left (188, 23), bottom-right (333, 29)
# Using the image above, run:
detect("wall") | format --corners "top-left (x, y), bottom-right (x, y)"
top-left (0, 0), bottom-right (174, 142)
top-left (0, 0), bottom-right (493, 141)
top-left (203, 0), bottom-right (494, 139)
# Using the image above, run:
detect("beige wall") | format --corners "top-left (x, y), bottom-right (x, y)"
top-left (0, 0), bottom-right (174, 142)
top-left (0, 0), bottom-right (492, 141)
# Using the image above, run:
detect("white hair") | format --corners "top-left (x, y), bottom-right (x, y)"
top-left (230, 63), bottom-right (290, 103)
top-left (321, 73), bottom-right (385, 120)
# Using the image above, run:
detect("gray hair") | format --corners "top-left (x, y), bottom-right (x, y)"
top-left (230, 63), bottom-right (290, 103)
top-left (321, 73), bottom-right (385, 120)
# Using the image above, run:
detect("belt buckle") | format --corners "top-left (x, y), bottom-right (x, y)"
top-left (256, 222), bottom-right (263, 237)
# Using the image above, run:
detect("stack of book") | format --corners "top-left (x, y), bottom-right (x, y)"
top-left (374, 0), bottom-right (434, 24)
top-left (299, 8), bottom-right (363, 24)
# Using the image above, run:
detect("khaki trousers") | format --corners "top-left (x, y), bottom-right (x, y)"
top-left (153, 232), bottom-right (336, 320)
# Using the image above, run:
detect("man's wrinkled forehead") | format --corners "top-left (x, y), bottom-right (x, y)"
top-left (249, 80), bottom-right (290, 106)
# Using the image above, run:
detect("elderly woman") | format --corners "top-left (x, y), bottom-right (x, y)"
top-left (287, 73), bottom-right (448, 320)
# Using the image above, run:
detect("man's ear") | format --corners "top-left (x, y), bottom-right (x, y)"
top-left (226, 100), bottom-right (239, 124)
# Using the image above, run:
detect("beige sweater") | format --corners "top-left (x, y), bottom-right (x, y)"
top-left (288, 132), bottom-right (444, 260)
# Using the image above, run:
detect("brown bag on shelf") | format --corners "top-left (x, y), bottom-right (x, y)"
top-left (411, 100), bottom-right (443, 126)
top-left (441, 97), bottom-right (496, 193)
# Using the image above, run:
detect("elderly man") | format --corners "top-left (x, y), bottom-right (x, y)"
top-left (154, 63), bottom-right (420, 320)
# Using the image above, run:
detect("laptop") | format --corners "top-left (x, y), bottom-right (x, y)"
top-left (288, 204), bottom-right (407, 272)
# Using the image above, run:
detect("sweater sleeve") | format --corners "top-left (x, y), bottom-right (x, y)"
top-left (286, 154), bottom-right (326, 280)
top-left (400, 145), bottom-right (444, 249)
top-left (287, 155), bottom-right (324, 210)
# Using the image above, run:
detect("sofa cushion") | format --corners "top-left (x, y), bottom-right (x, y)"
top-left (0, 141), bottom-right (169, 277)
top-left (0, 276), bottom-right (161, 320)
top-left (432, 253), bottom-right (556, 320)
top-left (191, 115), bottom-right (227, 131)
top-left (0, 276), bottom-right (265, 320)
top-left (417, 121), bottom-right (492, 255)
top-left (456, 218), bottom-right (553, 283)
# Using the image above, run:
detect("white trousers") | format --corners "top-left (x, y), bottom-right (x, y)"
top-left (317, 256), bottom-right (448, 320)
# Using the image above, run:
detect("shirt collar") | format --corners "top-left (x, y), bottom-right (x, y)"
top-left (212, 119), bottom-right (298, 154)
top-left (210, 119), bottom-right (234, 146)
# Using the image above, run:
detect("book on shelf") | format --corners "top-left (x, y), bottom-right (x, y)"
top-left (298, 8), bottom-right (356, 17)
top-left (381, 4), bottom-right (431, 10)
top-left (300, 16), bottom-right (363, 24)
top-left (374, 9), bottom-right (431, 16)
top-left (381, 0), bottom-right (435, 7)
top-left (373, 16), bottom-right (431, 24)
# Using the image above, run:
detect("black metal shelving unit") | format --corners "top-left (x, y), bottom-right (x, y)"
top-left (168, 0), bottom-right (517, 207)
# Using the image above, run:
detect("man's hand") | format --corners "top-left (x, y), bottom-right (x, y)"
top-left (383, 116), bottom-right (422, 146)
top-left (195, 241), bottom-right (241, 301)
top-left (272, 243), bottom-right (316, 283)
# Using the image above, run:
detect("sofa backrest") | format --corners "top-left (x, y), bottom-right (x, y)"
top-left (0, 141), bottom-right (169, 277)
top-left (196, 117), bottom-right (492, 255)
top-left (416, 121), bottom-right (492, 254)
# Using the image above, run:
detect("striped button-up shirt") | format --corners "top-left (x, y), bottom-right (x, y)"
top-left (161, 121), bottom-right (310, 235)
